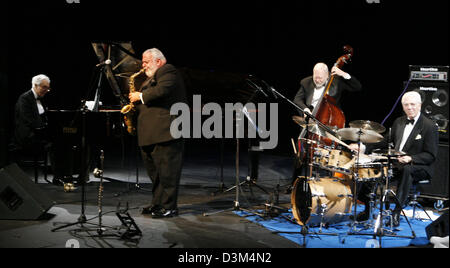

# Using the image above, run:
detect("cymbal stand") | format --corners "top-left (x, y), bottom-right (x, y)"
top-left (347, 137), bottom-right (416, 245)
top-left (372, 155), bottom-right (416, 240)
top-left (348, 129), bottom-right (363, 232)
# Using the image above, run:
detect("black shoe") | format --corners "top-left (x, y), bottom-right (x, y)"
top-left (141, 205), bottom-right (161, 215)
top-left (151, 208), bottom-right (178, 219)
top-left (356, 210), bottom-right (370, 222)
top-left (350, 209), bottom-right (370, 222)
top-left (52, 177), bottom-right (63, 186)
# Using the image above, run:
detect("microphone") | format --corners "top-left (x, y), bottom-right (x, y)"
top-left (261, 80), bottom-right (278, 99)
top-left (96, 59), bottom-right (111, 67)
top-left (246, 79), bottom-right (268, 98)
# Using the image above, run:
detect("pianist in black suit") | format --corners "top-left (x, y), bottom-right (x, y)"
top-left (128, 48), bottom-right (187, 218)
top-left (12, 74), bottom-right (58, 183)
top-left (14, 74), bottom-right (51, 152)
top-left (350, 91), bottom-right (439, 226)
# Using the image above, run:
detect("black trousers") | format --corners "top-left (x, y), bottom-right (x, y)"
top-left (394, 165), bottom-right (429, 210)
top-left (141, 139), bottom-right (184, 210)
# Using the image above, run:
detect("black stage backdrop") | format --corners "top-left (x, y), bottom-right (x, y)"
top-left (2, 0), bottom-right (449, 160)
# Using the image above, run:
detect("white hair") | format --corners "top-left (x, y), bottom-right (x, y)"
top-left (143, 48), bottom-right (166, 63)
top-left (313, 62), bottom-right (329, 73)
top-left (402, 91), bottom-right (422, 104)
top-left (31, 74), bottom-right (50, 88)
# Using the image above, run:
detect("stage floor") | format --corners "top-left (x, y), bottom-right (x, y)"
top-left (0, 141), bottom-right (441, 248)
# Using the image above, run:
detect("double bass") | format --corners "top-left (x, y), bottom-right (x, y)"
top-left (297, 46), bottom-right (354, 170)
top-left (310, 45), bottom-right (354, 143)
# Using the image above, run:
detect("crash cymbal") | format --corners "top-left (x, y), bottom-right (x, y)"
top-left (349, 120), bottom-right (386, 134)
top-left (336, 128), bottom-right (384, 143)
top-left (372, 148), bottom-right (407, 157)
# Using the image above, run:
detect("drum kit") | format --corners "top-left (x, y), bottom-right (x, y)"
top-left (290, 117), bottom-right (414, 238)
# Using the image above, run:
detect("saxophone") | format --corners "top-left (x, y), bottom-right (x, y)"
top-left (121, 69), bottom-right (145, 135)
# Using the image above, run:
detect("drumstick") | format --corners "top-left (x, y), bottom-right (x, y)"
top-left (291, 138), bottom-right (298, 155)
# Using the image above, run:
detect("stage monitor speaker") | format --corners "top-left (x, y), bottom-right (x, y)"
top-left (0, 163), bottom-right (54, 220)
top-left (426, 211), bottom-right (449, 239)
top-left (407, 81), bottom-right (449, 142)
top-left (417, 143), bottom-right (449, 198)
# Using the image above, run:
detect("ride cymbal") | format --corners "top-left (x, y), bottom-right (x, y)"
top-left (349, 120), bottom-right (386, 134)
top-left (336, 128), bottom-right (384, 143)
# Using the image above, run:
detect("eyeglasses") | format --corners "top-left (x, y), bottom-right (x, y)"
top-left (39, 85), bottom-right (51, 91)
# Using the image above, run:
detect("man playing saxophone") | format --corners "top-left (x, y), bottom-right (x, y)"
top-left (128, 48), bottom-right (187, 218)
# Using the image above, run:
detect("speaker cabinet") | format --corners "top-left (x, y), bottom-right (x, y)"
top-left (417, 143), bottom-right (449, 198)
top-left (0, 163), bottom-right (54, 220)
top-left (408, 82), bottom-right (449, 142)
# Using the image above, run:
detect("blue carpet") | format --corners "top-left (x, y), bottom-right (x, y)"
top-left (234, 205), bottom-right (436, 248)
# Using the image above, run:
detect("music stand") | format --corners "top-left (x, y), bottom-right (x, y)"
top-left (210, 80), bottom-right (271, 197)
top-left (51, 65), bottom-right (117, 235)
top-left (203, 109), bottom-right (265, 218)
top-left (51, 100), bottom-right (101, 232)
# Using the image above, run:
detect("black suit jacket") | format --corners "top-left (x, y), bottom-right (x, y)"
top-left (136, 64), bottom-right (187, 146)
top-left (14, 90), bottom-right (47, 148)
top-left (366, 114), bottom-right (439, 178)
top-left (293, 75), bottom-right (362, 112)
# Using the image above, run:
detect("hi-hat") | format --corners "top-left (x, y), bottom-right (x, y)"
top-left (349, 120), bottom-right (386, 134)
top-left (372, 148), bottom-right (406, 157)
top-left (336, 128), bottom-right (384, 143)
top-left (292, 116), bottom-right (311, 127)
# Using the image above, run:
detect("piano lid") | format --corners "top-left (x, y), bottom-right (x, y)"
top-left (91, 41), bottom-right (270, 108)
top-left (92, 41), bottom-right (143, 106)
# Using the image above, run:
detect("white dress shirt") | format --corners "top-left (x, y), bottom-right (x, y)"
top-left (31, 88), bottom-right (45, 115)
top-left (398, 113), bottom-right (421, 152)
top-left (311, 74), bottom-right (351, 109)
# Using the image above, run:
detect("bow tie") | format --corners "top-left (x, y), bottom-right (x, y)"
top-left (406, 118), bottom-right (415, 125)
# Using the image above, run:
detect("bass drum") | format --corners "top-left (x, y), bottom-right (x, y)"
top-left (291, 177), bottom-right (353, 227)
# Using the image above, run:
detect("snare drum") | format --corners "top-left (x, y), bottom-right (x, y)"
top-left (291, 177), bottom-right (353, 227)
top-left (327, 149), bottom-right (353, 172)
top-left (353, 162), bottom-right (388, 182)
top-left (313, 148), bottom-right (353, 172)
